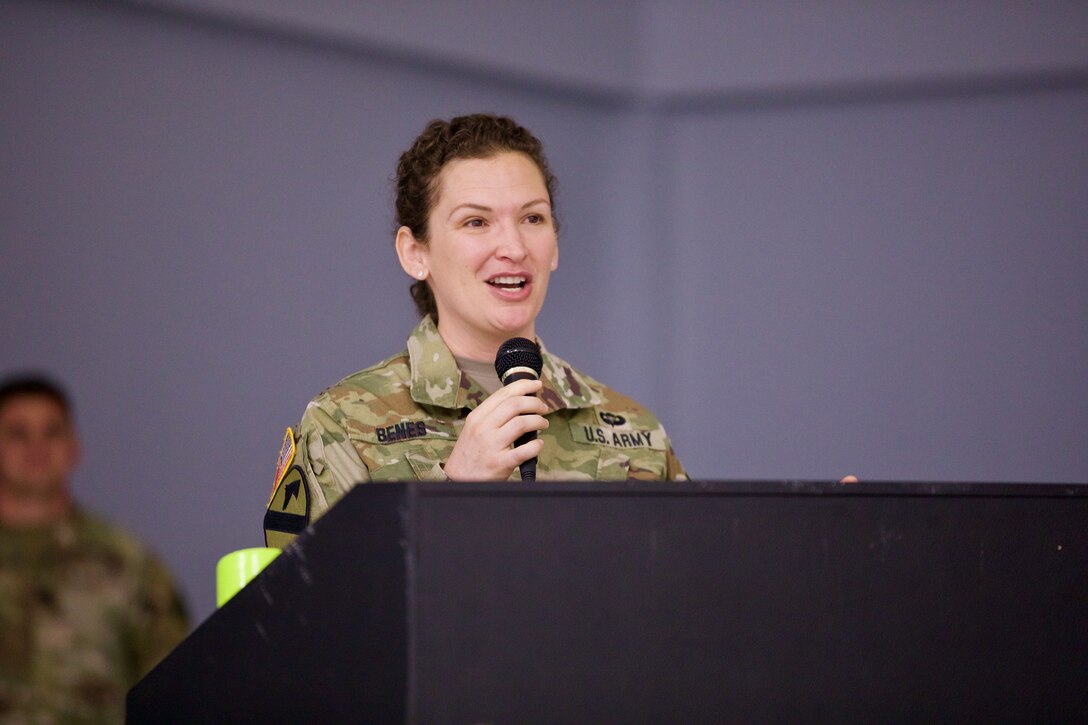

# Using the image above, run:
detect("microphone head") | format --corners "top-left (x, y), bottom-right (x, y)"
top-left (495, 337), bottom-right (544, 383)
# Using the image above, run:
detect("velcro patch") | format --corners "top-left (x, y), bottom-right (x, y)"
top-left (361, 418), bottom-right (454, 444)
top-left (598, 411), bottom-right (628, 427)
top-left (264, 465), bottom-right (309, 535)
top-left (268, 427), bottom-right (297, 505)
top-left (376, 420), bottom-right (429, 444)
top-left (570, 422), bottom-right (666, 450)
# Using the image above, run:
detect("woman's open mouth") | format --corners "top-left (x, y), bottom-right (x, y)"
top-left (487, 275), bottom-right (528, 291)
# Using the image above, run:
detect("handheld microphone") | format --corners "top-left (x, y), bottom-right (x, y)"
top-left (494, 337), bottom-right (544, 481)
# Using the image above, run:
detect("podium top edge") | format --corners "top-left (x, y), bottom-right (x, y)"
top-left (362, 480), bottom-right (1088, 499)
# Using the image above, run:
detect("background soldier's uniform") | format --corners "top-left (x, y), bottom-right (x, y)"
top-left (266, 316), bottom-right (687, 547)
top-left (0, 508), bottom-right (188, 723)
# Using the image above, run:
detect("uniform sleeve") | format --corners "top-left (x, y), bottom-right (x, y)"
top-left (264, 403), bottom-right (372, 549)
top-left (665, 440), bottom-right (689, 481)
top-left (130, 554), bottom-right (189, 679)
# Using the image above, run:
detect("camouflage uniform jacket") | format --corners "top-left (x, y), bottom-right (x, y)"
top-left (0, 508), bottom-right (189, 724)
top-left (265, 316), bottom-right (687, 547)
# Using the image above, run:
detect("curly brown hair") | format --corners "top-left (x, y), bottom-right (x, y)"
top-left (394, 113), bottom-right (558, 321)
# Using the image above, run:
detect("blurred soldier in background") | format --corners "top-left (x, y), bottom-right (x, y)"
top-left (0, 374), bottom-right (188, 723)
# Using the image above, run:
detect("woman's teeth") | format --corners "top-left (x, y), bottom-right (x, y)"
top-left (488, 276), bottom-right (526, 289)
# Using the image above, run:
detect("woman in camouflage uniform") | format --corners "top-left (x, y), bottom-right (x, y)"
top-left (266, 114), bottom-right (687, 548)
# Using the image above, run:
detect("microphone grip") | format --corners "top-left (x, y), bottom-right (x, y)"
top-left (514, 431), bottom-right (537, 481)
top-left (502, 369), bottom-right (539, 481)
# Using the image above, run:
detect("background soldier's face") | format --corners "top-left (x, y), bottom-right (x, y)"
top-left (0, 395), bottom-right (79, 497)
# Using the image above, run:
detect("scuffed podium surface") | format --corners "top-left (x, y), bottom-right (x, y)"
top-left (129, 481), bottom-right (1088, 723)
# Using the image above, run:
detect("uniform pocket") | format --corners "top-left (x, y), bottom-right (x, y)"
top-left (594, 448), bottom-right (667, 481)
top-left (405, 440), bottom-right (457, 480)
top-left (568, 418), bottom-right (668, 480)
top-left (355, 418), bottom-right (457, 481)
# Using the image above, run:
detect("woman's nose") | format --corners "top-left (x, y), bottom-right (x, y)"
top-left (494, 224), bottom-right (528, 261)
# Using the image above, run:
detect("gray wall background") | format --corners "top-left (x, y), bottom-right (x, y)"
top-left (3, 0), bottom-right (1086, 624)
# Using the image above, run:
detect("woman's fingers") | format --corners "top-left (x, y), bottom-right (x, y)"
top-left (501, 410), bottom-right (549, 436)
top-left (444, 379), bottom-right (548, 481)
top-left (511, 436), bottom-right (545, 463)
top-left (477, 379), bottom-right (543, 415)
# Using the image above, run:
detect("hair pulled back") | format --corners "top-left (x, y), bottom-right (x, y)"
top-left (395, 113), bottom-right (558, 321)
top-left (0, 374), bottom-right (73, 422)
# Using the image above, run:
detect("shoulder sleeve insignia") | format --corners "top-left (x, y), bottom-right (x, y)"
top-left (268, 427), bottom-right (297, 505)
top-left (264, 465), bottom-right (310, 536)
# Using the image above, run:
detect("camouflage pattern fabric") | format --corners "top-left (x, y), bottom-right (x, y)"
top-left (266, 316), bottom-right (687, 548)
top-left (0, 508), bottom-right (188, 724)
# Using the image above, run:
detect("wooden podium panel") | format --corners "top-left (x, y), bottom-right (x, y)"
top-left (128, 481), bottom-right (1088, 723)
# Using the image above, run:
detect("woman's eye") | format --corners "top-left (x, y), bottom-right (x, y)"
top-left (525, 213), bottom-right (545, 224)
top-left (464, 218), bottom-right (485, 228)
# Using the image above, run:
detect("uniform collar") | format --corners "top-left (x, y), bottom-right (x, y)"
top-left (407, 316), bottom-right (601, 412)
top-left (0, 506), bottom-right (82, 549)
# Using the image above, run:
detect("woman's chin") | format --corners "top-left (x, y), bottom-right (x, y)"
top-left (488, 312), bottom-right (535, 339)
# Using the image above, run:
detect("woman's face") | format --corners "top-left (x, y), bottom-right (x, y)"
top-left (412, 151), bottom-right (558, 359)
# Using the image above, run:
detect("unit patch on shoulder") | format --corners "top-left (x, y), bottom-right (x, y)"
top-left (268, 427), bottom-right (297, 505)
top-left (264, 465), bottom-right (310, 535)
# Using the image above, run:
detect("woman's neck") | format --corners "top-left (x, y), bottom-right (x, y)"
top-left (437, 323), bottom-right (534, 363)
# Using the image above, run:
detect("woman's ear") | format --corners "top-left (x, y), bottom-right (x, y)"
top-left (395, 226), bottom-right (428, 280)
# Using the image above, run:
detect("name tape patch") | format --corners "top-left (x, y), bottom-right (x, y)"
top-left (571, 423), bottom-right (665, 450)
top-left (376, 420), bottom-right (429, 444)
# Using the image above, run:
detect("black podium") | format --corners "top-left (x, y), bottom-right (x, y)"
top-left (128, 481), bottom-right (1088, 723)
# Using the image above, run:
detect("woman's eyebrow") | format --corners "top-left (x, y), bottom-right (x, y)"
top-left (448, 198), bottom-right (549, 217)
top-left (449, 203), bottom-right (492, 215)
